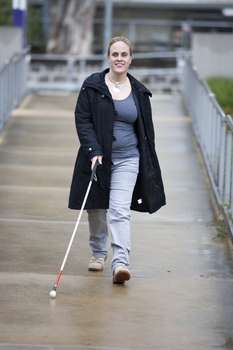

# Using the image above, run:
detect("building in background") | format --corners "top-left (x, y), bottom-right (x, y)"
top-left (1, 0), bottom-right (232, 92)
top-left (25, 0), bottom-right (233, 54)
top-left (94, 0), bottom-right (233, 54)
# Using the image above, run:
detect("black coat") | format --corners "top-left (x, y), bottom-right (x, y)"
top-left (68, 69), bottom-right (166, 214)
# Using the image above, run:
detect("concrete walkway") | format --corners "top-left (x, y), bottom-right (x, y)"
top-left (0, 91), bottom-right (233, 350)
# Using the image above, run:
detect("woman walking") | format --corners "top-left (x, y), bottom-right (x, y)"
top-left (69, 36), bottom-right (165, 283)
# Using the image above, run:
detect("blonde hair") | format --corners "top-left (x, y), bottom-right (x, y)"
top-left (107, 36), bottom-right (133, 56)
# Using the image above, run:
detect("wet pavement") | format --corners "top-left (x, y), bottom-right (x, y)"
top-left (0, 91), bottom-right (233, 350)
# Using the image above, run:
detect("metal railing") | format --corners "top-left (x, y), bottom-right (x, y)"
top-left (0, 50), bottom-right (29, 133)
top-left (28, 51), bottom-right (191, 91)
top-left (182, 58), bottom-right (233, 241)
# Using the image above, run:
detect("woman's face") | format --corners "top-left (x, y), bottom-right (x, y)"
top-left (108, 41), bottom-right (132, 75)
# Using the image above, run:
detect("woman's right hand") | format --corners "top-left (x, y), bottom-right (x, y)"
top-left (91, 155), bottom-right (103, 171)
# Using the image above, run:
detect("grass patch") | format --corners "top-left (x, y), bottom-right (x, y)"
top-left (214, 220), bottom-right (229, 239)
top-left (212, 216), bottom-right (229, 240)
top-left (206, 77), bottom-right (233, 117)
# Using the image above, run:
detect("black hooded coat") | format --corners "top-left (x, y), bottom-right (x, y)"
top-left (68, 69), bottom-right (166, 214)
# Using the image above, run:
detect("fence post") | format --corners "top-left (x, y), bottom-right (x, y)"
top-left (219, 123), bottom-right (226, 198)
top-left (224, 130), bottom-right (232, 204)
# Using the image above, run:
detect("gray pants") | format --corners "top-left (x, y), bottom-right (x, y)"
top-left (87, 157), bottom-right (139, 272)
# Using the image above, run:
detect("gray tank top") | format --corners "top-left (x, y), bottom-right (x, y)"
top-left (112, 91), bottom-right (140, 159)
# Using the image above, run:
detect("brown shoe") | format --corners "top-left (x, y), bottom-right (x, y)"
top-left (113, 264), bottom-right (130, 284)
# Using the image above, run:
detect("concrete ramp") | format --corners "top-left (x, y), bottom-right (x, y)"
top-left (0, 92), bottom-right (233, 350)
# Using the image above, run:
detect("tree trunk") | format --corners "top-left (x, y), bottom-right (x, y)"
top-left (46, 0), bottom-right (96, 55)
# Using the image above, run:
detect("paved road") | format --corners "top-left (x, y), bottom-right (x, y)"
top-left (0, 91), bottom-right (233, 350)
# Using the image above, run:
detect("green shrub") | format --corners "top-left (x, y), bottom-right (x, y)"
top-left (26, 3), bottom-right (46, 52)
top-left (0, 1), bottom-right (12, 26)
top-left (207, 77), bottom-right (233, 117)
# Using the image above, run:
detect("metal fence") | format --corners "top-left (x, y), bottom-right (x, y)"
top-left (182, 58), bottom-right (233, 241)
top-left (28, 51), bottom-right (191, 91)
top-left (0, 50), bottom-right (29, 133)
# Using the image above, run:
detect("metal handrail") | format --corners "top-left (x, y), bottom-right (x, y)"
top-left (0, 49), bottom-right (29, 133)
top-left (28, 51), bottom-right (191, 91)
top-left (30, 50), bottom-right (191, 62)
top-left (94, 17), bottom-right (233, 29)
top-left (182, 58), bottom-right (233, 241)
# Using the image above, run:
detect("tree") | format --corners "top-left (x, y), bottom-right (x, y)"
top-left (46, 0), bottom-right (96, 55)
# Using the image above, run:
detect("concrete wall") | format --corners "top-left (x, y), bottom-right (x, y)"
top-left (0, 27), bottom-right (21, 68)
top-left (192, 33), bottom-right (233, 79)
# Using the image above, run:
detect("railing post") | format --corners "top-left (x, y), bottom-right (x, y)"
top-left (67, 56), bottom-right (75, 83)
top-left (219, 123), bottom-right (226, 199)
top-left (231, 156), bottom-right (233, 218)
top-left (78, 58), bottom-right (87, 86)
top-left (224, 130), bottom-right (232, 205)
top-left (214, 113), bottom-right (221, 181)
